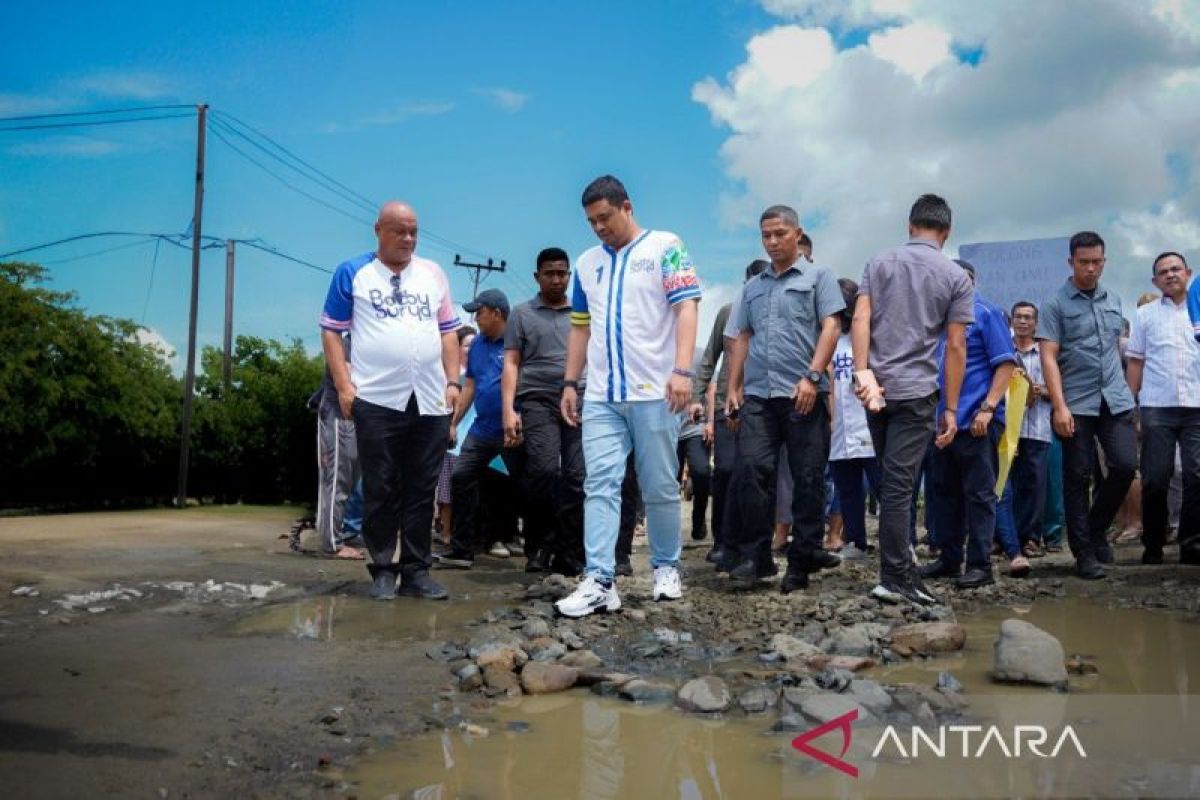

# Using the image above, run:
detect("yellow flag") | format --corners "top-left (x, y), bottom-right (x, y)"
top-left (995, 371), bottom-right (1030, 498)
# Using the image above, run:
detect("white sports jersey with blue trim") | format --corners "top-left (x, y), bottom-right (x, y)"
top-left (570, 229), bottom-right (701, 402)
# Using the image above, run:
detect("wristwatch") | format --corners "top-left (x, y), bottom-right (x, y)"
top-left (805, 369), bottom-right (822, 385)
top-left (978, 401), bottom-right (995, 413)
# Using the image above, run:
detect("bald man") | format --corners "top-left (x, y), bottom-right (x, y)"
top-left (321, 202), bottom-right (463, 600)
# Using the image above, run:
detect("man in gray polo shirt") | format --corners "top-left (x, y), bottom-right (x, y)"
top-left (724, 205), bottom-right (845, 594)
top-left (852, 193), bottom-right (973, 606)
top-left (1038, 231), bottom-right (1136, 580)
top-left (501, 247), bottom-right (585, 575)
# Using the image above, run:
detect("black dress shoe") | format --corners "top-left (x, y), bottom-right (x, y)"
top-left (614, 558), bottom-right (633, 577)
top-left (705, 546), bottom-right (726, 564)
top-left (1075, 556), bottom-right (1106, 580)
top-left (397, 571), bottom-right (449, 600)
top-left (1094, 542), bottom-right (1114, 564)
top-left (807, 550), bottom-right (842, 573)
top-left (368, 571), bottom-right (396, 601)
top-left (691, 522), bottom-right (709, 542)
top-left (1140, 549), bottom-right (1164, 565)
top-left (918, 560), bottom-right (960, 579)
top-left (730, 559), bottom-right (778, 583)
top-left (954, 568), bottom-right (994, 589)
top-left (780, 570), bottom-right (809, 595)
top-left (525, 552), bottom-right (550, 573)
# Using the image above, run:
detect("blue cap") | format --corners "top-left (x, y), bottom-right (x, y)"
top-left (463, 288), bottom-right (510, 316)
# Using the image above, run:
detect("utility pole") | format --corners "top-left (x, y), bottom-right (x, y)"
top-left (222, 239), bottom-right (235, 393)
top-left (453, 254), bottom-right (507, 299)
top-left (176, 103), bottom-right (208, 508)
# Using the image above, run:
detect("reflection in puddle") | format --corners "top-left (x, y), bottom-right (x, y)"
top-left (225, 596), bottom-right (493, 642)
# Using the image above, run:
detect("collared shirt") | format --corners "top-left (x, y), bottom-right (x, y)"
top-left (1036, 279), bottom-right (1134, 416)
top-left (320, 252), bottom-right (460, 415)
top-left (831, 334), bottom-right (874, 460)
top-left (936, 294), bottom-right (1017, 429)
top-left (858, 238), bottom-right (975, 401)
top-left (1126, 296), bottom-right (1200, 408)
top-left (466, 332), bottom-right (506, 441)
top-left (505, 294), bottom-right (576, 397)
top-left (1014, 340), bottom-right (1052, 442)
top-left (695, 302), bottom-right (733, 408)
top-left (725, 260), bottom-right (844, 399)
top-left (571, 229), bottom-right (702, 402)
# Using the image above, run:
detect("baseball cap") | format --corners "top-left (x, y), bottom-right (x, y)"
top-left (463, 288), bottom-right (510, 316)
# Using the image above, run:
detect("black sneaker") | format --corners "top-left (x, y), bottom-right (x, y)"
top-left (780, 570), bottom-right (809, 595)
top-left (1094, 542), bottom-right (1114, 564)
top-left (806, 550), bottom-right (842, 573)
top-left (615, 558), bottom-right (633, 577)
top-left (397, 571), bottom-right (449, 600)
top-left (954, 568), bottom-right (994, 589)
top-left (691, 522), bottom-right (709, 542)
top-left (368, 571), bottom-right (396, 601)
top-left (433, 547), bottom-right (474, 569)
top-left (729, 559), bottom-right (779, 584)
top-left (1075, 555), bottom-right (1106, 580)
top-left (869, 576), bottom-right (938, 605)
top-left (918, 559), bottom-right (960, 579)
top-left (705, 546), bottom-right (726, 564)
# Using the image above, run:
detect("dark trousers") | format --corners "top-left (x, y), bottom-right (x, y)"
top-left (1012, 438), bottom-right (1050, 545)
top-left (519, 394), bottom-right (585, 562)
top-left (1140, 407), bottom-right (1200, 553)
top-left (617, 455), bottom-right (638, 560)
top-left (450, 433), bottom-right (522, 552)
top-left (677, 435), bottom-right (712, 534)
top-left (830, 458), bottom-right (881, 550)
top-left (931, 427), bottom-right (999, 572)
top-left (1060, 400), bottom-right (1137, 561)
top-left (712, 410), bottom-right (736, 547)
top-left (867, 392), bottom-right (938, 584)
top-left (731, 396), bottom-right (829, 572)
top-left (353, 395), bottom-right (449, 578)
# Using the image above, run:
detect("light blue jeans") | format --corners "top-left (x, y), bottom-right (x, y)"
top-left (582, 399), bottom-right (683, 582)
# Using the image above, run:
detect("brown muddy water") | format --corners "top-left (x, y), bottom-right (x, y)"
top-left (334, 599), bottom-right (1200, 799)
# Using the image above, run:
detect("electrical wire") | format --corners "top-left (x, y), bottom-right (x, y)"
top-left (0, 104), bottom-right (195, 123)
top-left (0, 113), bottom-right (195, 133)
top-left (141, 238), bottom-right (162, 324)
top-left (40, 236), bottom-right (158, 265)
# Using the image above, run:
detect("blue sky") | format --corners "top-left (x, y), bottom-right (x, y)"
top-left (3, 0), bottom-right (1199, 365)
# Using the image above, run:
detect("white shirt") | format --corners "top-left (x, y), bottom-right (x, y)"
top-left (570, 229), bottom-right (702, 402)
top-left (830, 334), bottom-right (874, 460)
top-left (1126, 296), bottom-right (1200, 408)
top-left (320, 253), bottom-right (461, 414)
top-left (1014, 340), bottom-right (1052, 442)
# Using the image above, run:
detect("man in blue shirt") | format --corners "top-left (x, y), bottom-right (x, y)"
top-left (437, 288), bottom-right (521, 568)
top-left (918, 261), bottom-right (1018, 588)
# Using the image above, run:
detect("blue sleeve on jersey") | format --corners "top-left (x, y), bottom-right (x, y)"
top-left (1189, 279), bottom-right (1200, 342)
top-left (320, 253), bottom-right (371, 331)
top-left (570, 272), bottom-right (590, 326)
top-left (981, 304), bottom-right (1018, 367)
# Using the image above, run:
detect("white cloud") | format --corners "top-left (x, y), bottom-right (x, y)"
top-left (321, 102), bottom-right (456, 133)
top-left (8, 136), bottom-right (121, 158)
top-left (68, 71), bottom-right (173, 100)
top-left (132, 327), bottom-right (177, 368)
top-left (1114, 202), bottom-right (1200, 259)
top-left (475, 87), bottom-right (531, 113)
top-left (694, 1), bottom-right (1200, 306)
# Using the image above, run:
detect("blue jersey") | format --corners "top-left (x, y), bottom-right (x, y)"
top-left (937, 294), bottom-right (1017, 429)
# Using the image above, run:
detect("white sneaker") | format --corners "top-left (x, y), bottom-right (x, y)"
top-left (840, 543), bottom-right (870, 561)
top-left (652, 566), bottom-right (683, 602)
top-left (488, 542), bottom-right (511, 558)
top-left (555, 576), bottom-right (621, 618)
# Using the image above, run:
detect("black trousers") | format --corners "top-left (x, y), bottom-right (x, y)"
top-left (676, 435), bottom-right (712, 533)
top-left (617, 455), bottom-right (638, 560)
top-left (731, 396), bottom-right (830, 572)
top-left (353, 395), bottom-right (449, 578)
top-left (1140, 406), bottom-right (1200, 553)
top-left (867, 392), bottom-right (938, 584)
top-left (1012, 438), bottom-right (1050, 545)
top-left (519, 394), bottom-right (585, 562)
top-left (450, 433), bottom-right (522, 552)
top-left (931, 426), bottom-right (999, 572)
top-left (1060, 400), bottom-right (1136, 561)
top-left (712, 410), bottom-right (737, 547)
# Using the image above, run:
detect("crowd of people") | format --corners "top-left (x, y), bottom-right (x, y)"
top-left (313, 177), bottom-right (1200, 613)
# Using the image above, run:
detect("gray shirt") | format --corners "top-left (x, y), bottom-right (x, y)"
top-left (505, 295), bottom-right (575, 397)
top-left (1035, 279), bottom-right (1134, 416)
top-left (726, 260), bottom-right (845, 399)
top-left (859, 238), bottom-right (975, 401)
top-left (695, 302), bottom-right (733, 408)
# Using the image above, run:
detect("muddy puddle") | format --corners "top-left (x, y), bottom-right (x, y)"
top-left (343, 598), bottom-right (1200, 799)
top-left (224, 596), bottom-right (496, 642)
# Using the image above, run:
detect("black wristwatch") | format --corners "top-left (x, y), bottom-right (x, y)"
top-left (447, 380), bottom-right (462, 391)
top-left (563, 379), bottom-right (579, 390)
top-left (805, 369), bottom-right (823, 385)
top-left (978, 401), bottom-right (995, 414)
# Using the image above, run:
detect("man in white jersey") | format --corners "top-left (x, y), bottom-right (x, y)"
top-left (556, 175), bottom-right (702, 618)
top-left (320, 201), bottom-right (462, 601)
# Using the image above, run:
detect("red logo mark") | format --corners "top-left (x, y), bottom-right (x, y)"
top-left (791, 709), bottom-right (859, 778)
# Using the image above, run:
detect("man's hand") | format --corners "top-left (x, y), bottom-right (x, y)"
top-left (666, 373), bottom-right (692, 412)
top-left (702, 419), bottom-right (715, 445)
top-left (793, 377), bottom-right (817, 415)
top-left (935, 408), bottom-right (958, 449)
top-left (724, 386), bottom-right (744, 432)
top-left (448, 423), bottom-right (458, 449)
top-left (1052, 404), bottom-right (1075, 438)
top-left (337, 383), bottom-right (357, 420)
top-left (687, 402), bottom-right (704, 423)
top-left (445, 383), bottom-right (461, 413)
top-left (503, 409), bottom-right (523, 447)
top-left (561, 386), bottom-right (581, 427)
top-left (970, 408), bottom-right (993, 438)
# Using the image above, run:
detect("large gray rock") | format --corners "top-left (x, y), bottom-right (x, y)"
top-left (520, 663), bottom-right (580, 694)
top-left (619, 679), bottom-right (676, 703)
top-left (769, 633), bottom-right (822, 662)
top-left (888, 622), bottom-right (967, 657)
top-left (521, 618), bottom-right (552, 639)
top-left (798, 693), bottom-right (867, 724)
top-left (738, 686), bottom-right (780, 714)
top-left (676, 676), bottom-right (732, 713)
top-left (848, 680), bottom-right (893, 716)
top-left (467, 625), bottom-right (525, 658)
top-left (992, 619), bottom-right (1068, 686)
top-left (826, 623), bottom-right (889, 656)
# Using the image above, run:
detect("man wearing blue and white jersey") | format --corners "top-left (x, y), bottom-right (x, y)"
top-left (555, 175), bottom-right (702, 618)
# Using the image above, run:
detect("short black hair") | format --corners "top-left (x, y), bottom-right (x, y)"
top-left (799, 233), bottom-right (813, 250)
top-left (744, 259), bottom-right (770, 282)
top-left (456, 325), bottom-right (477, 343)
top-left (536, 247), bottom-right (570, 270)
top-left (909, 194), bottom-right (951, 232)
top-left (837, 277), bottom-right (858, 334)
top-left (1011, 300), bottom-right (1038, 319)
top-left (581, 175), bottom-right (629, 208)
top-left (1152, 251), bottom-right (1189, 275)
top-left (1069, 231), bottom-right (1105, 257)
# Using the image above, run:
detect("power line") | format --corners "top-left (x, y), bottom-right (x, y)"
top-left (0, 104), bottom-right (194, 123)
top-left (40, 236), bottom-right (158, 265)
top-left (0, 112), bottom-right (195, 133)
top-left (141, 238), bottom-right (162, 324)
